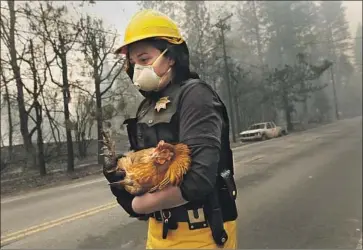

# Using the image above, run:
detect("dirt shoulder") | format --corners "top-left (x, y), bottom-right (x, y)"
top-left (1, 164), bottom-right (104, 199)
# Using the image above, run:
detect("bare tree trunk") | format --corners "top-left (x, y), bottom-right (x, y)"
top-left (95, 77), bottom-right (104, 165)
top-left (81, 132), bottom-right (87, 157)
top-left (28, 39), bottom-right (47, 176)
top-left (302, 96), bottom-right (309, 127)
top-left (59, 34), bottom-right (75, 173)
top-left (61, 63), bottom-right (74, 172)
top-left (283, 90), bottom-right (293, 131)
top-left (35, 102), bottom-right (46, 176)
top-left (4, 84), bottom-right (13, 159)
top-left (7, 0), bottom-right (35, 169)
top-left (234, 94), bottom-right (242, 133)
top-left (42, 94), bottom-right (62, 155)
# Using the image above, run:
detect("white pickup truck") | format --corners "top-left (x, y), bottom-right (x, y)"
top-left (239, 121), bottom-right (287, 142)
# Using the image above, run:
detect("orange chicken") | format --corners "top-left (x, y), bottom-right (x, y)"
top-left (101, 131), bottom-right (191, 196)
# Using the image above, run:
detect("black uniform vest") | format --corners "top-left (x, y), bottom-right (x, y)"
top-left (123, 78), bottom-right (238, 222)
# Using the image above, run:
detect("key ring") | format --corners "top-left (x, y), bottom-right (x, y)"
top-left (163, 210), bottom-right (171, 219)
top-left (161, 210), bottom-right (171, 222)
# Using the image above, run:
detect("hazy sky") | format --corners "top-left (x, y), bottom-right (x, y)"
top-left (343, 1), bottom-right (363, 34)
top-left (79, 1), bottom-right (362, 45)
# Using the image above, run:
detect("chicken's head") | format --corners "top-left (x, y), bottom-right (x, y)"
top-left (151, 140), bottom-right (175, 167)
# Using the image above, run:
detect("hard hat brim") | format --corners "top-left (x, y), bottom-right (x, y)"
top-left (114, 35), bottom-right (185, 55)
top-left (114, 45), bottom-right (126, 55)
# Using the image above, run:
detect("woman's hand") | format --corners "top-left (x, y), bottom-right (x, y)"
top-left (132, 185), bottom-right (188, 214)
top-left (103, 154), bottom-right (147, 218)
top-left (103, 154), bottom-right (126, 183)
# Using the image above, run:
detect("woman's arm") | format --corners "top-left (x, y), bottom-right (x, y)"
top-left (132, 186), bottom-right (187, 214)
top-left (132, 83), bottom-right (224, 214)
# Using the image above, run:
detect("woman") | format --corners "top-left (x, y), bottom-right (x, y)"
top-left (103, 9), bottom-right (238, 249)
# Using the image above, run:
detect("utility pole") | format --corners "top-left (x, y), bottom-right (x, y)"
top-left (327, 27), bottom-right (340, 121)
top-left (213, 14), bottom-right (237, 143)
top-left (330, 65), bottom-right (340, 120)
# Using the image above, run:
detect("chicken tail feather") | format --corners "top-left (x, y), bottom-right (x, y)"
top-left (163, 143), bottom-right (191, 186)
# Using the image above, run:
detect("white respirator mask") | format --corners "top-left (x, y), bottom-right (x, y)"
top-left (132, 49), bottom-right (172, 92)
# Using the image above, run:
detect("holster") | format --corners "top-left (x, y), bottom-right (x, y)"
top-left (218, 169), bottom-right (238, 222)
top-left (205, 169), bottom-right (238, 247)
top-left (204, 189), bottom-right (229, 247)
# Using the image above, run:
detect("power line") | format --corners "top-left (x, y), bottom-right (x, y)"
top-left (212, 13), bottom-right (233, 27)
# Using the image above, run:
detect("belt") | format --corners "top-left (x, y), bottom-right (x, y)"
top-left (150, 206), bottom-right (208, 223)
top-left (150, 205), bottom-right (210, 233)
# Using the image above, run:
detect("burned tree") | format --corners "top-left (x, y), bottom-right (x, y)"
top-left (17, 39), bottom-right (48, 175)
top-left (79, 15), bottom-right (125, 165)
top-left (0, 59), bottom-right (15, 161)
top-left (24, 2), bottom-right (82, 172)
top-left (265, 58), bottom-right (333, 131)
top-left (0, 0), bottom-right (35, 168)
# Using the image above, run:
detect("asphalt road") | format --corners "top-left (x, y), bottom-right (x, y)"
top-left (1, 117), bottom-right (362, 249)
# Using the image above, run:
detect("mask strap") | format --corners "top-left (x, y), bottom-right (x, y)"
top-left (155, 67), bottom-right (172, 91)
top-left (152, 49), bottom-right (169, 67)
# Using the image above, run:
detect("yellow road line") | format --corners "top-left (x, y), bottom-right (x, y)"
top-left (1, 202), bottom-right (118, 246)
top-left (1, 202), bottom-right (116, 239)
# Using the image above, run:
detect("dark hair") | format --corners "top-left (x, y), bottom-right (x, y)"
top-left (126, 38), bottom-right (199, 84)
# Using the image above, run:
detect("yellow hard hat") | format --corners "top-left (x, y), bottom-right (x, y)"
top-left (115, 9), bottom-right (185, 55)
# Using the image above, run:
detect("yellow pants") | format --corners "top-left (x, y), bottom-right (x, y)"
top-left (145, 218), bottom-right (237, 249)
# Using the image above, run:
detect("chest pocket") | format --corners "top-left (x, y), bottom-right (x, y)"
top-left (136, 98), bottom-right (179, 149)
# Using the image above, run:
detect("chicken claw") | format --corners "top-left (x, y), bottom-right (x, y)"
top-left (109, 178), bottom-right (133, 188)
